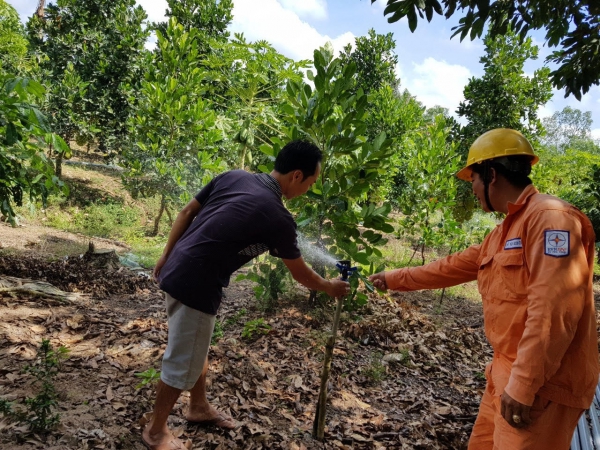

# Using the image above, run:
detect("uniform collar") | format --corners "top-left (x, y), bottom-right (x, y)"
top-left (507, 184), bottom-right (539, 215)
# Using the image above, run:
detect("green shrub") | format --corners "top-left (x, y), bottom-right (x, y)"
top-left (134, 368), bottom-right (161, 389)
top-left (236, 256), bottom-right (291, 312)
top-left (363, 352), bottom-right (387, 384)
top-left (241, 318), bottom-right (271, 340)
top-left (0, 340), bottom-right (71, 434)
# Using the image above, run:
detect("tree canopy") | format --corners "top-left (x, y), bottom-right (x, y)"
top-left (0, 0), bottom-right (28, 72)
top-left (370, 0), bottom-right (600, 100)
top-left (452, 29), bottom-right (552, 221)
top-left (541, 106), bottom-right (595, 153)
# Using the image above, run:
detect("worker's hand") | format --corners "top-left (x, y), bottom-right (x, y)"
top-left (326, 279), bottom-right (351, 298)
top-left (501, 391), bottom-right (532, 429)
top-left (368, 272), bottom-right (388, 291)
top-left (153, 254), bottom-right (168, 282)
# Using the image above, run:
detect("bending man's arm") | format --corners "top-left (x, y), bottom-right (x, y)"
top-left (283, 257), bottom-right (350, 298)
top-left (153, 198), bottom-right (202, 280)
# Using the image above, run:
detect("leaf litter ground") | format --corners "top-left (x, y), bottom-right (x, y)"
top-left (0, 240), bottom-right (598, 450)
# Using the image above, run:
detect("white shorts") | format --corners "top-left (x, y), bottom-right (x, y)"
top-left (160, 293), bottom-right (216, 391)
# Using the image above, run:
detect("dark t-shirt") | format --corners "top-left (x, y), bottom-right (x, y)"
top-left (159, 170), bottom-right (301, 314)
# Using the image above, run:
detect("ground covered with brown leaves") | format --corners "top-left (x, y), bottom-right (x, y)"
top-left (0, 242), bottom-right (496, 450)
top-left (1, 254), bottom-right (598, 450)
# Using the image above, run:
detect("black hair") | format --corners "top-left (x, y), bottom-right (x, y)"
top-left (471, 155), bottom-right (533, 189)
top-left (274, 140), bottom-right (322, 181)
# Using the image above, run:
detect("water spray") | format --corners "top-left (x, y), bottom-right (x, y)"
top-left (313, 259), bottom-right (357, 441)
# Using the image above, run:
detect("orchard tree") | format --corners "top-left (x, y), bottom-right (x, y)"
top-left (541, 106), bottom-right (594, 153)
top-left (261, 46), bottom-right (396, 306)
top-left (365, 85), bottom-right (426, 205)
top-left (122, 19), bottom-right (223, 236)
top-left (370, 0), bottom-right (600, 100)
top-left (155, 0), bottom-right (233, 53)
top-left (456, 30), bottom-right (552, 144)
top-left (424, 105), bottom-right (451, 124)
top-left (27, 0), bottom-right (149, 159)
top-left (0, 75), bottom-right (68, 224)
top-left (203, 34), bottom-right (309, 170)
top-left (339, 30), bottom-right (425, 205)
top-left (339, 28), bottom-right (399, 95)
top-left (397, 117), bottom-right (464, 264)
top-left (0, 0), bottom-right (28, 73)
top-left (44, 62), bottom-right (88, 177)
top-left (452, 29), bottom-right (552, 220)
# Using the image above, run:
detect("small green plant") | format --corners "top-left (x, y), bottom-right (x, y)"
top-left (0, 398), bottom-right (13, 416)
top-left (236, 256), bottom-right (290, 311)
top-left (211, 320), bottom-right (224, 344)
top-left (241, 318), bottom-right (271, 340)
top-left (9, 339), bottom-right (70, 433)
top-left (399, 348), bottom-right (411, 366)
top-left (363, 352), bottom-right (387, 384)
top-left (224, 308), bottom-right (247, 327)
top-left (134, 368), bottom-right (161, 389)
top-left (474, 371), bottom-right (486, 381)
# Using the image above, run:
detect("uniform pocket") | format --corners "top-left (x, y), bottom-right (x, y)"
top-left (493, 251), bottom-right (528, 301)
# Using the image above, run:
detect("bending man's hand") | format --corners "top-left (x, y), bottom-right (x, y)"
top-left (153, 254), bottom-right (168, 282)
top-left (368, 272), bottom-right (388, 291)
top-left (501, 391), bottom-right (532, 429)
top-left (326, 279), bottom-right (351, 298)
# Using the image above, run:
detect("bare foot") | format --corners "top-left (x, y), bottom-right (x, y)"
top-left (185, 405), bottom-right (238, 429)
top-left (142, 426), bottom-right (188, 450)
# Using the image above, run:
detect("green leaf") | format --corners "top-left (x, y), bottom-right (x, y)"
top-left (407, 6), bottom-right (418, 32)
top-left (5, 123), bottom-right (19, 145)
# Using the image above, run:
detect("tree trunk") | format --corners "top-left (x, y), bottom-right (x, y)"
top-left (239, 143), bottom-right (247, 170)
top-left (152, 194), bottom-right (166, 237)
top-left (313, 293), bottom-right (344, 441)
top-left (55, 151), bottom-right (63, 178)
top-left (165, 204), bottom-right (173, 227)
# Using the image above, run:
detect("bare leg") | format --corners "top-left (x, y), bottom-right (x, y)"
top-left (185, 358), bottom-right (236, 428)
top-left (187, 357), bottom-right (210, 416)
top-left (143, 380), bottom-right (184, 448)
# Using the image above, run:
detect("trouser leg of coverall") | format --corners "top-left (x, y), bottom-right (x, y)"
top-left (468, 383), bottom-right (584, 450)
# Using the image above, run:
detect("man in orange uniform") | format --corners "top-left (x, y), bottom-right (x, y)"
top-left (370, 128), bottom-right (599, 450)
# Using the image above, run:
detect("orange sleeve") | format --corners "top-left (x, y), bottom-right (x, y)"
top-left (385, 244), bottom-right (481, 291)
top-left (504, 209), bottom-right (591, 406)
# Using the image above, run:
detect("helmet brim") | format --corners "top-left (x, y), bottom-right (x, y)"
top-left (456, 166), bottom-right (472, 181)
top-left (456, 154), bottom-right (539, 182)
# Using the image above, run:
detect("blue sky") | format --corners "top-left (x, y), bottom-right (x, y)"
top-left (12, 0), bottom-right (600, 138)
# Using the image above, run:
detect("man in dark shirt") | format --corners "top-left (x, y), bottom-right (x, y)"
top-left (143, 140), bottom-right (350, 450)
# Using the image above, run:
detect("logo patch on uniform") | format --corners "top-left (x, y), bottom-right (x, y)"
top-left (504, 238), bottom-right (522, 250)
top-left (544, 230), bottom-right (570, 257)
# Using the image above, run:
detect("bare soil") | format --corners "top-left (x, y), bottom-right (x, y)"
top-left (0, 223), bottom-right (597, 450)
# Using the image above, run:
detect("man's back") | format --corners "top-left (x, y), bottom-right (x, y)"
top-left (159, 170), bottom-right (301, 314)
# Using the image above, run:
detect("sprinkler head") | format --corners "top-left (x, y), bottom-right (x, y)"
top-left (336, 260), bottom-right (356, 281)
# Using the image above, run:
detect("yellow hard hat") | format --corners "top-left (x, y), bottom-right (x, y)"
top-left (456, 128), bottom-right (539, 181)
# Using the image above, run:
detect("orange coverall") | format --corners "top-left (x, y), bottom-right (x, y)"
top-left (385, 185), bottom-right (599, 449)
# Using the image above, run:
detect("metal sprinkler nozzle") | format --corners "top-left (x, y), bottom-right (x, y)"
top-left (336, 260), bottom-right (357, 281)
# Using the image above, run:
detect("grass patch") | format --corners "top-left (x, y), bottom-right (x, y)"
top-left (15, 165), bottom-right (173, 268)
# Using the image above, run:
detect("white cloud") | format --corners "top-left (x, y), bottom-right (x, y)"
top-left (230, 0), bottom-right (354, 61)
top-left (537, 104), bottom-right (555, 119)
top-left (280, 0), bottom-right (327, 20)
top-left (404, 57), bottom-right (472, 114)
top-left (136, 0), bottom-right (168, 24)
top-left (592, 129), bottom-right (600, 140)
